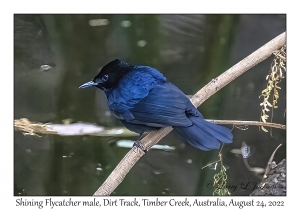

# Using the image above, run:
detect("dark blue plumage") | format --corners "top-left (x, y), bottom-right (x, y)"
top-left (79, 59), bottom-right (233, 151)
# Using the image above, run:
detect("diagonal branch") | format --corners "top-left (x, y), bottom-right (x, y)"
top-left (93, 32), bottom-right (286, 196)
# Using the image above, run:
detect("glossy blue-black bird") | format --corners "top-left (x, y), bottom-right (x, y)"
top-left (79, 59), bottom-right (232, 151)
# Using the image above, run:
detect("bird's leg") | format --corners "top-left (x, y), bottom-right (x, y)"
top-left (133, 132), bottom-right (148, 153)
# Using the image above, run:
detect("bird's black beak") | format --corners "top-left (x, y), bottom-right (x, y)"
top-left (79, 81), bottom-right (100, 89)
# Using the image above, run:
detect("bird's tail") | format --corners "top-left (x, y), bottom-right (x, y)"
top-left (174, 116), bottom-right (233, 151)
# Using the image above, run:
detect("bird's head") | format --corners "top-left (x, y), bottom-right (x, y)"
top-left (79, 59), bottom-right (134, 91)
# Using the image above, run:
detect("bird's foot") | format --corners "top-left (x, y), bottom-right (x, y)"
top-left (133, 140), bottom-right (147, 154)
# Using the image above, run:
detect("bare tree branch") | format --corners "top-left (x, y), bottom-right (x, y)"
top-left (205, 119), bottom-right (286, 130)
top-left (13, 118), bottom-right (285, 137)
top-left (93, 32), bottom-right (286, 196)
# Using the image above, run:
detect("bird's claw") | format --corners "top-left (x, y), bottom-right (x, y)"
top-left (133, 140), bottom-right (147, 154)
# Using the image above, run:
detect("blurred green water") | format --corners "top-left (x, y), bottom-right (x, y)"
top-left (14, 14), bottom-right (286, 196)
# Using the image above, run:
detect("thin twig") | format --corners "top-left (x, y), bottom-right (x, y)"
top-left (206, 119), bottom-right (285, 130)
top-left (14, 118), bottom-right (285, 137)
top-left (201, 143), bottom-right (225, 169)
top-left (93, 32), bottom-right (286, 196)
top-left (201, 159), bottom-right (220, 170)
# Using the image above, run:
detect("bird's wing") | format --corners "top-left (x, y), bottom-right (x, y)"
top-left (126, 82), bottom-right (201, 127)
top-left (108, 67), bottom-right (166, 117)
top-left (108, 67), bottom-right (201, 127)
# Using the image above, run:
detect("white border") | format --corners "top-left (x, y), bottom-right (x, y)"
top-left (2, 0), bottom-right (298, 208)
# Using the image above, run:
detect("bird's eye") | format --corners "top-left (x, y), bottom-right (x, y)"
top-left (102, 74), bottom-right (108, 81)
